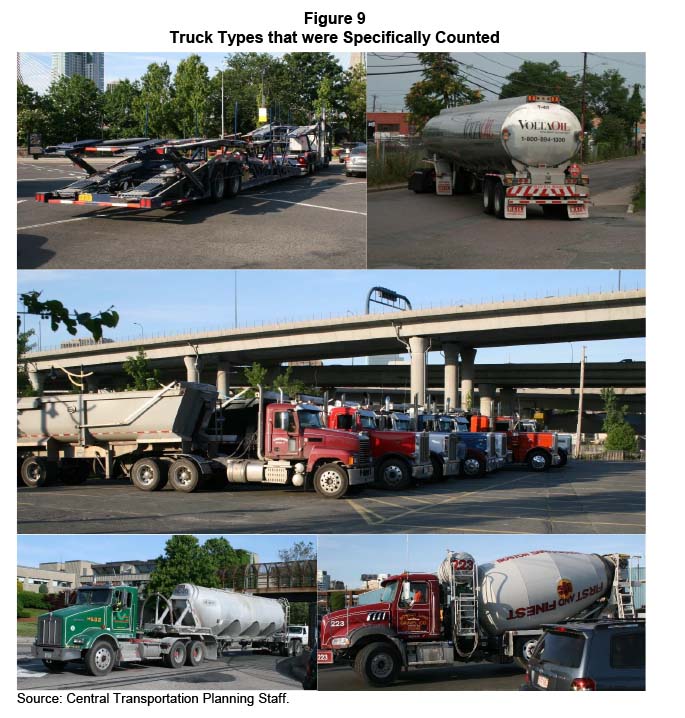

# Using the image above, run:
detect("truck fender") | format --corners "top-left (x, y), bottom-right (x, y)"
top-left (347, 626), bottom-right (405, 665)
top-left (429, 451), bottom-right (445, 465)
top-left (77, 629), bottom-right (120, 655)
top-left (306, 455), bottom-right (349, 476)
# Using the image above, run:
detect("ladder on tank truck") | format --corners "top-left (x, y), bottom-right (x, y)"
top-left (448, 552), bottom-right (480, 658)
top-left (606, 553), bottom-right (638, 619)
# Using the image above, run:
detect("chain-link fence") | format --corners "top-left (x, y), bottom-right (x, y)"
top-left (368, 136), bottom-right (425, 187)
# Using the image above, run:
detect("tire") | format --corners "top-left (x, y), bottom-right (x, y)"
top-left (461, 454), bottom-right (486, 478)
top-left (313, 463), bottom-right (350, 499)
top-left (86, 639), bottom-right (116, 676)
top-left (59, 461), bottom-right (90, 485)
top-left (163, 640), bottom-right (187, 669)
top-left (482, 178), bottom-right (495, 214)
top-left (224, 168), bottom-right (241, 198)
top-left (354, 642), bottom-right (401, 687)
top-left (42, 659), bottom-right (67, 672)
top-left (514, 637), bottom-right (540, 669)
top-left (528, 449), bottom-right (551, 472)
top-left (430, 455), bottom-right (447, 482)
top-left (289, 640), bottom-right (303, 657)
top-left (556, 448), bottom-right (568, 467)
top-left (20, 456), bottom-right (56, 488)
top-left (130, 457), bottom-right (166, 492)
top-left (185, 640), bottom-right (204, 666)
top-left (168, 458), bottom-right (201, 492)
top-left (376, 458), bottom-right (411, 491)
top-left (467, 173), bottom-right (480, 194)
top-left (493, 181), bottom-right (506, 219)
top-left (210, 169), bottom-right (225, 202)
top-left (409, 168), bottom-right (435, 194)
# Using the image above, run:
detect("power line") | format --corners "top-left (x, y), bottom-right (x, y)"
top-left (587, 52), bottom-right (645, 69)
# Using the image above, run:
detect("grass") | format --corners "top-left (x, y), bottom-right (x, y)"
top-left (368, 147), bottom-right (425, 188)
top-left (17, 607), bottom-right (45, 637)
top-left (632, 175), bottom-right (646, 211)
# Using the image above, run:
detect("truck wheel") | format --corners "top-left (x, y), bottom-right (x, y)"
top-left (376, 458), bottom-right (411, 490)
top-left (59, 461), bottom-right (90, 485)
top-left (42, 659), bottom-right (67, 672)
top-left (185, 640), bottom-right (204, 666)
top-left (556, 448), bottom-right (568, 467)
top-left (354, 642), bottom-right (400, 687)
top-left (168, 458), bottom-right (201, 492)
top-left (224, 168), bottom-right (241, 198)
top-left (430, 455), bottom-right (447, 482)
top-left (462, 455), bottom-right (486, 478)
top-left (482, 178), bottom-right (495, 214)
top-left (493, 181), bottom-right (506, 218)
top-left (528, 449), bottom-right (551, 472)
top-left (289, 639), bottom-right (303, 657)
top-left (20, 456), bottom-right (56, 488)
top-left (163, 640), bottom-right (187, 669)
top-left (313, 463), bottom-right (350, 499)
top-left (210, 169), bottom-right (225, 202)
top-left (131, 458), bottom-right (166, 491)
top-left (514, 637), bottom-right (540, 669)
top-left (86, 640), bottom-right (116, 676)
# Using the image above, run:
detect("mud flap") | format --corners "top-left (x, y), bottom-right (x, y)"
top-left (435, 159), bottom-right (453, 195)
top-left (505, 201), bottom-right (527, 219)
top-left (567, 203), bottom-right (590, 219)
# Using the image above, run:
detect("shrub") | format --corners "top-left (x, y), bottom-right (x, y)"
top-left (18, 590), bottom-right (49, 609)
top-left (605, 423), bottom-right (638, 452)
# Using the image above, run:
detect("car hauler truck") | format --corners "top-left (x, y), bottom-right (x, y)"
top-left (34, 136), bottom-right (300, 210)
top-left (409, 95), bottom-right (590, 220)
top-left (326, 402), bottom-right (432, 489)
top-left (32, 583), bottom-right (291, 676)
top-left (319, 550), bottom-right (640, 686)
top-left (17, 383), bottom-right (372, 499)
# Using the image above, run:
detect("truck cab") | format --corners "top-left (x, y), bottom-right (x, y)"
top-left (327, 404), bottom-right (432, 490)
top-left (400, 412), bottom-right (464, 480)
top-left (444, 414), bottom-right (506, 476)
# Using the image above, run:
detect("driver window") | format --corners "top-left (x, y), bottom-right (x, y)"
top-left (399, 581), bottom-right (428, 607)
top-left (337, 414), bottom-right (354, 430)
top-left (275, 411), bottom-right (296, 432)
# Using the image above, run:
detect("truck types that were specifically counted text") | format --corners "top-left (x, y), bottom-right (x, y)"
top-left (32, 583), bottom-right (297, 676)
top-left (319, 550), bottom-right (641, 686)
top-left (17, 382), bottom-right (373, 499)
top-left (409, 95), bottom-right (590, 219)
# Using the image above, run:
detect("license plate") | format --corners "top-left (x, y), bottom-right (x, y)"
top-left (78, 193), bottom-right (93, 202)
top-left (536, 674), bottom-right (549, 688)
top-left (317, 651), bottom-right (333, 664)
top-left (568, 204), bottom-right (587, 215)
top-left (507, 204), bottom-right (525, 214)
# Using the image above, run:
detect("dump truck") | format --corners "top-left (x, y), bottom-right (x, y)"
top-left (17, 383), bottom-right (373, 498)
top-left (32, 583), bottom-right (290, 676)
top-left (34, 136), bottom-right (300, 210)
top-left (326, 402), bottom-right (432, 489)
top-left (319, 550), bottom-right (641, 686)
top-left (409, 95), bottom-right (590, 219)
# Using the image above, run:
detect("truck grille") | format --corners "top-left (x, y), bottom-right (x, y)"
top-left (447, 434), bottom-right (459, 461)
top-left (37, 615), bottom-right (62, 647)
top-left (487, 434), bottom-right (496, 457)
top-left (358, 436), bottom-right (371, 466)
top-left (419, 433), bottom-right (430, 463)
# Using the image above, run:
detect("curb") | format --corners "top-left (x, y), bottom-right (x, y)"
top-left (368, 184), bottom-right (406, 193)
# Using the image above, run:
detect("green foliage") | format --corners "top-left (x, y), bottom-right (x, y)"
top-left (103, 79), bottom-right (142, 138)
top-left (19, 291), bottom-right (119, 341)
top-left (271, 366), bottom-right (307, 398)
top-left (329, 591), bottom-right (346, 611)
top-left (17, 81), bottom-right (50, 146)
top-left (600, 387), bottom-right (627, 430)
top-left (173, 55), bottom-right (212, 137)
top-left (244, 362), bottom-right (268, 389)
top-left (44, 75), bottom-right (104, 143)
top-left (288, 602), bottom-right (310, 625)
top-left (204, 537), bottom-right (252, 575)
top-left (38, 583), bottom-right (48, 595)
top-left (134, 62), bottom-right (175, 138)
top-left (17, 328), bottom-right (36, 397)
top-left (123, 347), bottom-right (161, 391)
top-left (18, 590), bottom-right (49, 609)
top-left (368, 146), bottom-right (424, 187)
top-left (342, 63), bottom-right (367, 141)
top-left (595, 115), bottom-right (629, 152)
top-left (500, 61), bottom-right (581, 114)
top-left (406, 54), bottom-right (481, 132)
top-left (605, 423), bottom-right (638, 452)
top-left (17, 596), bottom-right (30, 619)
top-left (278, 541), bottom-right (316, 563)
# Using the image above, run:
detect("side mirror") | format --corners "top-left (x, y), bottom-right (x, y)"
top-left (401, 582), bottom-right (411, 604)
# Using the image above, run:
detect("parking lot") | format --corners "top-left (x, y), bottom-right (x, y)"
top-left (18, 461), bottom-right (645, 535)
top-left (17, 641), bottom-right (303, 691)
top-left (17, 158), bottom-right (366, 269)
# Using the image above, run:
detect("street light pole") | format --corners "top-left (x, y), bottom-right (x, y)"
top-left (575, 345), bottom-right (587, 458)
top-left (133, 322), bottom-right (144, 342)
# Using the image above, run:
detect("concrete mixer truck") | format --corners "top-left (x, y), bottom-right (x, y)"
top-left (31, 583), bottom-right (292, 677)
top-left (409, 95), bottom-right (590, 220)
top-left (318, 550), bottom-right (640, 686)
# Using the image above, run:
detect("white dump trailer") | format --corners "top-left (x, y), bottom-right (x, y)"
top-left (410, 95), bottom-right (590, 219)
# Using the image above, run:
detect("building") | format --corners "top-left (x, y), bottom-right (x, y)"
top-left (317, 569), bottom-right (331, 591)
top-left (366, 112), bottom-right (416, 138)
top-left (106, 79), bottom-right (121, 93)
top-left (83, 559), bottom-right (157, 588)
top-left (51, 53), bottom-right (104, 91)
top-left (18, 564), bottom-right (80, 593)
top-left (349, 53), bottom-right (366, 69)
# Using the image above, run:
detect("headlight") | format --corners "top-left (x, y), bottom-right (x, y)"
top-left (331, 637), bottom-right (350, 648)
top-left (348, 454), bottom-right (358, 466)
top-left (72, 638), bottom-right (84, 645)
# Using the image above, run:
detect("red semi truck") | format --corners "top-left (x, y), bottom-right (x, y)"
top-left (326, 404), bottom-right (432, 490)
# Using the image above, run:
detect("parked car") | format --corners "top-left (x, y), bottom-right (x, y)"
top-left (338, 141), bottom-right (365, 163)
top-left (345, 145), bottom-right (367, 177)
top-left (522, 620), bottom-right (645, 691)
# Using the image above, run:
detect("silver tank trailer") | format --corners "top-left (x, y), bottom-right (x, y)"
top-left (170, 584), bottom-right (286, 640)
top-left (422, 96), bottom-right (582, 173)
top-left (17, 382), bottom-right (217, 445)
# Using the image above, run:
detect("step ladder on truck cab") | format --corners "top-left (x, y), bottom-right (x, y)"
top-left (446, 551), bottom-right (480, 658)
top-left (605, 553), bottom-right (639, 619)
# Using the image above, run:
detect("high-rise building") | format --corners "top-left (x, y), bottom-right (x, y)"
top-left (51, 52), bottom-right (104, 91)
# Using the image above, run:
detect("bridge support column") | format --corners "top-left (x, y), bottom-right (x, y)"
top-left (409, 336), bottom-right (427, 407)
top-left (216, 361), bottom-right (230, 398)
top-left (184, 355), bottom-right (202, 383)
top-left (459, 347), bottom-right (477, 411)
top-left (500, 387), bottom-right (517, 416)
top-left (443, 342), bottom-right (459, 412)
top-left (85, 374), bottom-right (99, 393)
top-left (479, 383), bottom-right (496, 419)
top-left (27, 368), bottom-right (46, 393)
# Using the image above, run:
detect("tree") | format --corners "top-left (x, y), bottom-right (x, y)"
top-left (288, 603), bottom-right (310, 625)
top-left (595, 115), bottom-right (629, 152)
top-left (282, 53), bottom-right (345, 125)
top-left (278, 540), bottom-right (316, 563)
top-left (103, 80), bottom-right (142, 138)
top-left (122, 348), bottom-right (160, 391)
top-left (204, 537), bottom-right (252, 583)
top-left (148, 535), bottom-right (219, 596)
top-left (45, 75), bottom-right (103, 143)
top-left (173, 55), bottom-right (211, 137)
top-left (244, 361), bottom-right (268, 396)
top-left (500, 61), bottom-right (581, 114)
top-left (17, 80), bottom-right (50, 147)
top-left (626, 84), bottom-right (645, 149)
top-left (134, 62), bottom-right (175, 138)
top-left (600, 387), bottom-right (637, 452)
top-left (341, 63), bottom-right (367, 141)
top-left (329, 591), bottom-right (346, 611)
top-left (405, 53), bottom-right (481, 131)
top-left (270, 366), bottom-right (307, 398)
top-left (17, 329), bottom-right (36, 397)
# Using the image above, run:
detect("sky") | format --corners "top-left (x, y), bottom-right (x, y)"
top-left (17, 269), bottom-right (645, 364)
top-left (20, 52), bottom-right (352, 94)
top-left (318, 534), bottom-right (646, 586)
top-left (17, 534), bottom-right (315, 567)
top-left (367, 52), bottom-right (646, 111)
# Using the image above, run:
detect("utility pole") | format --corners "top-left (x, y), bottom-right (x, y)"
top-left (372, 94), bottom-right (377, 111)
top-left (574, 346), bottom-right (587, 458)
top-left (580, 52), bottom-right (587, 163)
top-left (221, 70), bottom-right (225, 138)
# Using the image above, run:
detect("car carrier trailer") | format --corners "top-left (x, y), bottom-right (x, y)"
top-left (34, 135), bottom-right (301, 210)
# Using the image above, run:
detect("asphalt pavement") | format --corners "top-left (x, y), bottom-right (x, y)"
top-left (367, 155), bottom-right (645, 269)
top-left (17, 159), bottom-right (366, 269)
top-left (17, 461), bottom-right (645, 535)
top-left (17, 641), bottom-right (302, 691)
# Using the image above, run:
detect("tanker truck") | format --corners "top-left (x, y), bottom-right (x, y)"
top-left (409, 95), bottom-right (590, 220)
top-left (17, 383), bottom-right (373, 498)
top-left (32, 583), bottom-right (291, 677)
top-left (319, 550), bottom-right (640, 686)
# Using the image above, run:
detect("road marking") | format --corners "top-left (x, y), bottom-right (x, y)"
top-left (242, 194), bottom-right (366, 215)
top-left (18, 217), bottom-right (93, 231)
top-left (17, 200), bottom-right (27, 204)
top-left (17, 177), bottom-right (79, 182)
top-left (18, 667), bottom-right (47, 678)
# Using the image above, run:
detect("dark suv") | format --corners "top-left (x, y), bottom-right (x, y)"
top-left (523, 620), bottom-right (645, 691)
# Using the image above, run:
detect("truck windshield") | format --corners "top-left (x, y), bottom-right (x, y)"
top-left (394, 418), bottom-right (411, 431)
top-left (75, 588), bottom-right (112, 605)
top-left (379, 581), bottom-right (399, 603)
top-left (298, 410), bottom-right (323, 428)
top-left (358, 414), bottom-right (377, 429)
top-left (438, 418), bottom-right (454, 431)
